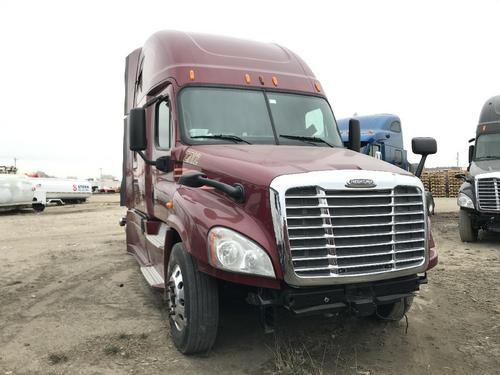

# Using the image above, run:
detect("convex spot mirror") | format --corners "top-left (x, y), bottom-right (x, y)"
top-left (411, 137), bottom-right (437, 156)
top-left (129, 108), bottom-right (147, 151)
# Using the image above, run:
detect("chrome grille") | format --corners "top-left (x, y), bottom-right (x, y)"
top-left (285, 186), bottom-right (425, 278)
top-left (477, 178), bottom-right (500, 211)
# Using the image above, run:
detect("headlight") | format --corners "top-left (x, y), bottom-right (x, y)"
top-left (208, 227), bottom-right (275, 278)
top-left (457, 192), bottom-right (474, 209)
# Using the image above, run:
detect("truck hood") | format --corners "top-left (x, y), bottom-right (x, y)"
top-left (187, 144), bottom-right (412, 187)
top-left (469, 159), bottom-right (500, 177)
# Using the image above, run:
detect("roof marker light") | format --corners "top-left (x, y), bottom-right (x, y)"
top-left (189, 69), bottom-right (195, 81)
top-left (272, 76), bottom-right (278, 86)
top-left (259, 76), bottom-right (265, 85)
top-left (166, 201), bottom-right (174, 209)
top-left (244, 73), bottom-right (251, 84)
top-left (314, 82), bottom-right (321, 92)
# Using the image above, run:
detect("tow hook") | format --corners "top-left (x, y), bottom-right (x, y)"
top-left (119, 217), bottom-right (127, 227)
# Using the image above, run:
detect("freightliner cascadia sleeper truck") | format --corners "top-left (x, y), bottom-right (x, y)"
top-left (121, 31), bottom-right (438, 354)
top-left (457, 95), bottom-right (500, 241)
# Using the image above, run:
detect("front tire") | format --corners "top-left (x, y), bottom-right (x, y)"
top-left (459, 209), bottom-right (478, 242)
top-left (32, 204), bottom-right (45, 212)
top-left (166, 243), bottom-right (219, 354)
top-left (375, 296), bottom-right (413, 321)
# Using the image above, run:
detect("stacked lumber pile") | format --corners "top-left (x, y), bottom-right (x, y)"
top-left (420, 168), bottom-right (465, 198)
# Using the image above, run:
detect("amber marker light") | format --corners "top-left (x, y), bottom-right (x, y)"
top-left (272, 76), bottom-right (278, 86)
top-left (166, 201), bottom-right (174, 209)
top-left (314, 82), bottom-right (321, 92)
top-left (244, 73), bottom-right (251, 84)
top-left (259, 75), bottom-right (265, 85)
top-left (189, 69), bottom-right (195, 81)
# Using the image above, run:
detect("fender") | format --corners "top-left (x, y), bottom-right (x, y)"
top-left (165, 186), bottom-right (283, 289)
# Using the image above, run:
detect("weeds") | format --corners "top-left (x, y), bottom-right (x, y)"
top-left (271, 336), bottom-right (324, 375)
top-left (47, 352), bottom-right (68, 365)
top-left (103, 344), bottom-right (120, 356)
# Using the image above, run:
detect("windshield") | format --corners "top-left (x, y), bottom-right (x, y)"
top-left (179, 87), bottom-right (343, 147)
top-left (475, 133), bottom-right (500, 160)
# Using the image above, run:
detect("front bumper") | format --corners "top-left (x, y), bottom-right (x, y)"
top-left (247, 274), bottom-right (426, 317)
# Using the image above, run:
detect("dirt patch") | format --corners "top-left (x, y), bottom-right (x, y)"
top-left (0, 196), bottom-right (499, 374)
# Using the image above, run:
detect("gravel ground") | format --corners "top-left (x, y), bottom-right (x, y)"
top-left (0, 195), bottom-right (499, 375)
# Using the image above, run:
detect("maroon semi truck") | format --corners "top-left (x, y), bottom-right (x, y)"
top-left (121, 30), bottom-right (438, 354)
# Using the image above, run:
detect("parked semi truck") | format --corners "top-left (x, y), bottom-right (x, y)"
top-left (121, 31), bottom-right (438, 354)
top-left (338, 114), bottom-right (408, 170)
top-left (457, 95), bottom-right (500, 241)
top-left (338, 114), bottom-right (435, 215)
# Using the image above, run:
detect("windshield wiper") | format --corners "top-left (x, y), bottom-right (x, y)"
top-left (191, 134), bottom-right (252, 144)
top-left (279, 134), bottom-right (334, 148)
top-left (475, 155), bottom-right (500, 160)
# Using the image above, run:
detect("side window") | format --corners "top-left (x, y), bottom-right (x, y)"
top-left (136, 58), bottom-right (144, 94)
top-left (390, 121), bottom-right (401, 133)
top-left (156, 100), bottom-right (171, 149)
top-left (305, 108), bottom-right (325, 137)
top-left (394, 149), bottom-right (403, 164)
top-left (370, 144), bottom-right (381, 157)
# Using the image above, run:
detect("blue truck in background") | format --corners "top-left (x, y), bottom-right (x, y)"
top-left (337, 114), bottom-right (408, 170)
top-left (338, 114), bottom-right (435, 215)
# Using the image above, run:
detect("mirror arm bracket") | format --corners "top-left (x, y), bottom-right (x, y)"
top-left (137, 150), bottom-right (156, 166)
top-left (179, 172), bottom-right (246, 203)
top-left (414, 155), bottom-right (427, 178)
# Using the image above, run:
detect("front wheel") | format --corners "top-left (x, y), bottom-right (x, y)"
top-left (375, 296), bottom-right (413, 321)
top-left (166, 243), bottom-right (219, 354)
top-left (32, 203), bottom-right (45, 212)
top-left (459, 209), bottom-right (478, 242)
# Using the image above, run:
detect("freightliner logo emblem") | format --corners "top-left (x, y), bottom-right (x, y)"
top-left (345, 179), bottom-right (377, 188)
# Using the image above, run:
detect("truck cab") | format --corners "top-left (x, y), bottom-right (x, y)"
top-left (457, 95), bottom-right (500, 241)
top-left (121, 31), bottom-right (438, 354)
top-left (338, 114), bottom-right (408, 170)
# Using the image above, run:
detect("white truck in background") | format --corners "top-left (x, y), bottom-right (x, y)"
top-left (0, 174), bottom-right (46, 212)
top-left (29, 178), bottom-right (92, 204)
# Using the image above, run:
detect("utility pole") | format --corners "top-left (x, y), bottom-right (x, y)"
top-left (14, 157), bottom-right (17, 168)
top-left (456, 152), bottom-right (459, 167)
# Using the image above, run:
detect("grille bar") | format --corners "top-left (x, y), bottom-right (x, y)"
top-left (293, 247), bottom-right (425, 261)
top-left (288, 220), bottom-right (424, 230)
top-left (285, 186), bottom-right (426, 277)
top-left (287, 211), bottom-right (424, 219)
top-left (287, 202), bottom-right (422, 209)
top-left (286, 193), bottom-right (422, 199)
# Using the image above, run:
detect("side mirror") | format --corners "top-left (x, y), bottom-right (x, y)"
top-left (129, 108), bottom-right (147, 151)
top-left (468, 145), bottom-right (475, 164)
top-left (411, 137), bottom-right (437, 178)
top-left (412, 137), bottom-right (437, 156)
top-left (348, 118), bottom-right (361, 152)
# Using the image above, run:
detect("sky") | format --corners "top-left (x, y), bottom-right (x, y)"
top-left (1, 0), bottom-right (499, 179)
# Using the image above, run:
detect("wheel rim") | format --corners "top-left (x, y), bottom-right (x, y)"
top-left (167, 264), bottom-right (186, 331)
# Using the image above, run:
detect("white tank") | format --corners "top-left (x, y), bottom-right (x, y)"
top-left (30, 178), bottom-right (92, 202)
top-left (0, 174), bottom-right (38, 210)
